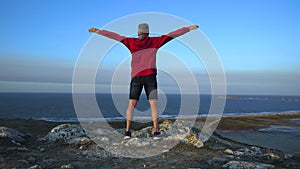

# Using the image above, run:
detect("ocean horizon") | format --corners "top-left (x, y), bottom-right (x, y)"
top-left (0, 93), bottom-right (300, 122)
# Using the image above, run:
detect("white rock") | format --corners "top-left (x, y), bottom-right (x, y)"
top-left (7, 147), bottom-right (29, 151)
top-left (264, 152), bottom-right (280, 160)
top-left (168, 133), bottom-right (186, 140)
top-left (284, 154), bottom-right (293, 159)
top-left (234, 151), bottom-right (245, 156)
top-left (233, 147), bottom-right (262, 157)
top-left (0, 126), bottom-right (25, 144)
top-left (67, 136), bottom-right (91, 145)
top-left (100, 137), bottom-right (110, 144)
top-left (39, 123), bottom-right (86, 143)
top-left (60, 164), bottom-right (74, 169)
top-left (183, 134), bottom-right (204, 148)
top-left (28, 165), bottom-right (41, 169)
top-left (224, 149), bottom-right (234, 155)
top-left (162, 149), bottom-right (169, 153)
top-left (159, 120), bottom-right (172, 131)
top-left (222, 161), bottom-right (275, 169)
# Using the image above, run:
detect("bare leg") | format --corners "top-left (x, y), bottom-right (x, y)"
top-left (126, 99), bottom-right (137, 132)
top-left (149, 99), bottom-right (159, 132)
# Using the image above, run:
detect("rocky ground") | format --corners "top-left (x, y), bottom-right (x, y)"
top-left (1, 114), bottom-right (300, 169)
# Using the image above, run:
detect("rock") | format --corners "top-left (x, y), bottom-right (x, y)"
top-left (60, 164), bottom-right (75, 169)
top-left (223, 161), bottom-right (275, 169)
top-left (165, 133), bottom-right (186, 141)
top-left (0, 126), bottom-right (25, 145)
top-left (207, 157), bottom-right (228, 165)
top-left (78, 145), bottom-right (86, 150)
top-left (224, 148), bottom-right (234, 155)
top-left (233, 147), bottom-right (262, 157)
top-left (27, 156), bottom-right (36, 163)
top-left (7, 147), bottom-right (29, 151)
top-left (39, 123), bottom-right (88, 145)
top-left (39, 148), bottom-right (46, 152)
top-left (41, 158), bottom-right (56, 168)
top-left (100, 136), bottom-right (110, 144)
top-left (79, 150), bottom-right (112, 161)
top-left (183, 134), bottom-right (203, 148)
top-left (124, 137), bottom-right (149, 147)
top-left (67, 136), bottom-right (92, 146)
top-left (18, 159), bottom-right (29, 165)
top-left (160, 120), bottom-right (203, 148)
top-left (159, 120), bottom-right (173, 131)
top-left (264, 152), bottom-right (280, 160)
top-left (284, 154), bottom-right (293, 159)
top-left (28, 165), bottom-right (41, 169)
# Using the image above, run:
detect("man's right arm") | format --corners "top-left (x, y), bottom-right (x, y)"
top-left (89, 28), bottom-right (126, 42)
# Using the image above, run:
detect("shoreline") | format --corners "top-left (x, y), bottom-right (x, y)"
top-left (1, 113), bottom-right (300, 168)
top-left (4, 110), bottom-right (300, 123)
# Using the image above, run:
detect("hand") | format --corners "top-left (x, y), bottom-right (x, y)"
top-left (189, 25), bottom-right (199, 31)
top-left (88, 28), bottom-right (99, 33)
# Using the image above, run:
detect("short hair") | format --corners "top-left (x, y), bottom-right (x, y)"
top-left (138, 23), bottom-right (149, 34)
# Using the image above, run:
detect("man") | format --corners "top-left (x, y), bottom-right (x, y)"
top-left (89, 23), bottom-right (199, 139)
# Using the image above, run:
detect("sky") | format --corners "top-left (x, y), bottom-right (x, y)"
top-left (0, 0), bottom-right (299, 95)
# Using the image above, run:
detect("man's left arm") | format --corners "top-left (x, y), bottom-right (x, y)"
top-left (155, 25), bottom-right (199, 48)
top-left (167, 25), bottom-right (199, 38)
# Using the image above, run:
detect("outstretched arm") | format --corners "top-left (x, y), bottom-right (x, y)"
top-left (88, 28), bottom-right (126, 42)
top-left (166, 25), bottom-right (199, 38)
top-left (155, 25), bottom-right (199, 48)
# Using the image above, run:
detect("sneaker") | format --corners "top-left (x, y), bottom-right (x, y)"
top-left (153, 131), bottom-right (161, 140)
top-left (124, 131), bottom-right (131, 140)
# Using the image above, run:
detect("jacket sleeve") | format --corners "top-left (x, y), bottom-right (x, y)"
top-left (154, 27), bottom-right (190, 48)
top-left (166, 27), bottom-right (190, 38)
top-left (97, 30), bottom-right (126, 42)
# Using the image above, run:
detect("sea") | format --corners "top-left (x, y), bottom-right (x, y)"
top-left (0, 93), bottom-right (299, 122)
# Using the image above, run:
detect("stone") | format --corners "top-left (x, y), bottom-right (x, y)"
top-left (41, 158), bottom-right (56, 167)
top-left (159, 120), bottom-right (173, 131)
top-left (28, 165), bottom-right (41, 169)
top-left (39, 123), bottom-right (87, 144)
top-left (7, 147), bottom-right (29, 151)
top-left (60, 164), bottom-right (75, 169)
top-left (39, 148), bottom-right (46, 152)
top-left (233, 147), bottom-right (263, 157)
top-left (27, 156), bottom-right (36, 163)
top-left (18, 159), bottom-right (29, 165)
top-left (0, 126), bottom-right (25, 144)
top-left (67, 136), bottom-right (92, 146)
top-left (183, 134), bottom-right (203, 148)
top-left (264, 152), bottom-right (280, 160)
top-left (222, 161), bottom-right (275, 169)
top-left (224, 148), bottom-right (234, 155)
top-left (79, 145), bottom-right (88, 150)
top-left (207, 157), bottom-right (228, 165)
top-left (100, 136), bottom-right (110, 144)
top-left (284, 154), bottom-right (293, 159)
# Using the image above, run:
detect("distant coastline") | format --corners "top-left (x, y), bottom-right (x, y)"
top-left (221, 95), bottom-right (300, 102)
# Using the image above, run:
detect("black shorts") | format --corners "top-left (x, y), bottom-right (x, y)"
top-left (129, 75), bottom-right (158, 100)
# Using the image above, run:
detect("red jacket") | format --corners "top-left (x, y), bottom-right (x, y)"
top-left (98, 27), bottom-right (190, 77)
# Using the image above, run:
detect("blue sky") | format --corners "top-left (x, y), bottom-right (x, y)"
top-left (0, 0), bottom-right (300, 95)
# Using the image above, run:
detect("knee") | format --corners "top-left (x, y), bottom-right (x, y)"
top-left (128, 100), bottom-right (137, 107)
top-left (149, 99), bottom-right (157, 106)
